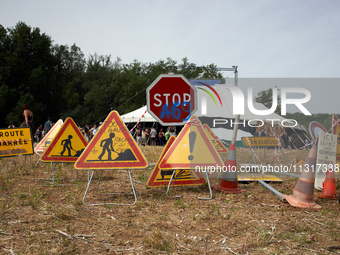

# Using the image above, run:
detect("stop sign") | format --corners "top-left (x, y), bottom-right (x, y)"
top-left (146, 74), bottom-right (197, 126)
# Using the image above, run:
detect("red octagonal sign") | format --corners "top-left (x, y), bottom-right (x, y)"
top-left (147, 74), bottom-right (197, 126)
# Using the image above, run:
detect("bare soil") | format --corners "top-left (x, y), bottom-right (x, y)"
top-left (0, 146), bottom-right (339, 254)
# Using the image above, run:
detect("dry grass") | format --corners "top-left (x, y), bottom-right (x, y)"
top-left (0, 146), bottom-right (339, 254)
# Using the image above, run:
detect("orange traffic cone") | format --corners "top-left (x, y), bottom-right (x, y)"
top-left (283, 145), bottom-right (321, 208)
top-left (214, 143), bottom-right (246, 194)
top-left (318, 168), bottom-right (338, 199)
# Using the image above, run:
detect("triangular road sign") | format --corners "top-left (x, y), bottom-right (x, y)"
top-left (75, 111), bottom-right (148, 170)
top-left (147, 136), bottom-right (205, 187)
top-left (159, 115), bottom-right (224, 170)
top-left (35, 119), bottom-right (63, 153)
top-left (203, 124), bottom-right (228, 153)
top-left (41, 118), bottom-right (87, 162)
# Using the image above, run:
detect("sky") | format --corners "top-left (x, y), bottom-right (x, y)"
top-left (1, 0), bottom-right (340, 114)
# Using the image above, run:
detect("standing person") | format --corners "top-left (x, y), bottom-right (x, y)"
top-left (141, 128), bottom-right (146, 146)
top-left (165, 127), bottom-right (170, 143)
top-left (8, 122), bottom-right (15, 128)
top-left (260, 129), bottom-right (267, 137)
top-left (44, 118), bottom-right (52, 133)
top-left (84, 124), bottom-right (90, 139)
top-left (35, 124), bottom-right (43, 142)
top-left (150, 127), bottom-right (157, 146)
top-left (158, 128), bottom-right (165, 146)
top-left (135, 124), bottom-right (142, 146)
top-left (144, 128), bottom-right (150, 145)
top-left (22, 104), bottom-right (34, 141)
top-left (89, 124), bottom-right (98, 140)
top-left (169, 126), bottom-right (176, 138)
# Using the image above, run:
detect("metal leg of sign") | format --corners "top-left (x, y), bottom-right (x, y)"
top-left (250, 148), bottom-right (257, 164)
top-left (166, 170), bottom-right (212, 200)
top-left (280, 147), bottom-right (290, 164)
top-left (35, 154), bottom-right (42, 166)
top-left (96, 170), bottom-right (104, 193)
top-left (24, 155), bottom-right (32, 169)
top-left (35, 162), bottom-right (59, 184)
top-left (0, 158), bottom-right (16, 171)
top-left (83, 170), bottom-right (95, 206)
top-left (51, 162), bottom-right (55, 185)
top-left (197, 170), bottom-right (213, 200)
top-left (166, 170), bottom-right (182, 198)
top-left (83, 169), bottom-right (137, 207)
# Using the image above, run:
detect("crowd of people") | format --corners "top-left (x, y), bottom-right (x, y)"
top-left (130, 125), bottom-right (177, 147)
top-left (79, 123), bottom-right (101, 142)
top-left (8, 106), bottom-right (178, 147)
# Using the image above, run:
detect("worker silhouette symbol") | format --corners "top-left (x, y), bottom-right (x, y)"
top-left (98, 133), bottom-right (116, 161)
top-left (60, 135), bottom-right (74, 156)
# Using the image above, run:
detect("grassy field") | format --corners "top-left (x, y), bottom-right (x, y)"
top-left (0, 146), bottom-right (339, 254)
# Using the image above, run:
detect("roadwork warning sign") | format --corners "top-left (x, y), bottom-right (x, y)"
top-left (41, 118), bottom-right (87, 162)
top-left (75, 111), bottom-right (148, 170)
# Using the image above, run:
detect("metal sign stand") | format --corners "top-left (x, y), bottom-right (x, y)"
top-left (24, 154), bottom-right (32, 169)
top-left (166, 170), bottom-right (213, 200)
top-left (0, 157), bottom-right (18, 172)
top-left (82, 169), bottom-right (137, 206)
top-left (1, 155), bottom-right (32, 174)
top-left (35, 151), bottom-right (43, 166)
top-left (35, 162), bottom-right (58, 184)
top-left (35, 162), bottom-right (72, 185)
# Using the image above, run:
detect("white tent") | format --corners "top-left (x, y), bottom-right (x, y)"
top-left (120, 106), bottom-right (155, 123)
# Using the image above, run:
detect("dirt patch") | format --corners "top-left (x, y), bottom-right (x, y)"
top-left (0, 147), bottom-right (339, 254)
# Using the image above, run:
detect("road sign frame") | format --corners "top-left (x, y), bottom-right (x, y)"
top-left (146, 74), bottom-right (198, 126)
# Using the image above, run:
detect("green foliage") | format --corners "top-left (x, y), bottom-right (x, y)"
top-left (285, 112), bottom-right (338, 131)
top-left (0, 22), bottom-right (224, 128)
top-left (255, 87), bottom-right (281, 115)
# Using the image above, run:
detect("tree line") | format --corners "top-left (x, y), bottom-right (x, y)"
top-left (0, 22), bottom-right (223, 129)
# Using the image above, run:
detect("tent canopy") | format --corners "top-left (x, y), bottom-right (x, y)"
top-left (121, 106), bottom-right (154, 123)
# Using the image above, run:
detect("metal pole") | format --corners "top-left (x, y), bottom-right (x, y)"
top-left (231, 66), bottom-right (239, 146)
top-left (257, 180), bottom-right (284, 201)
